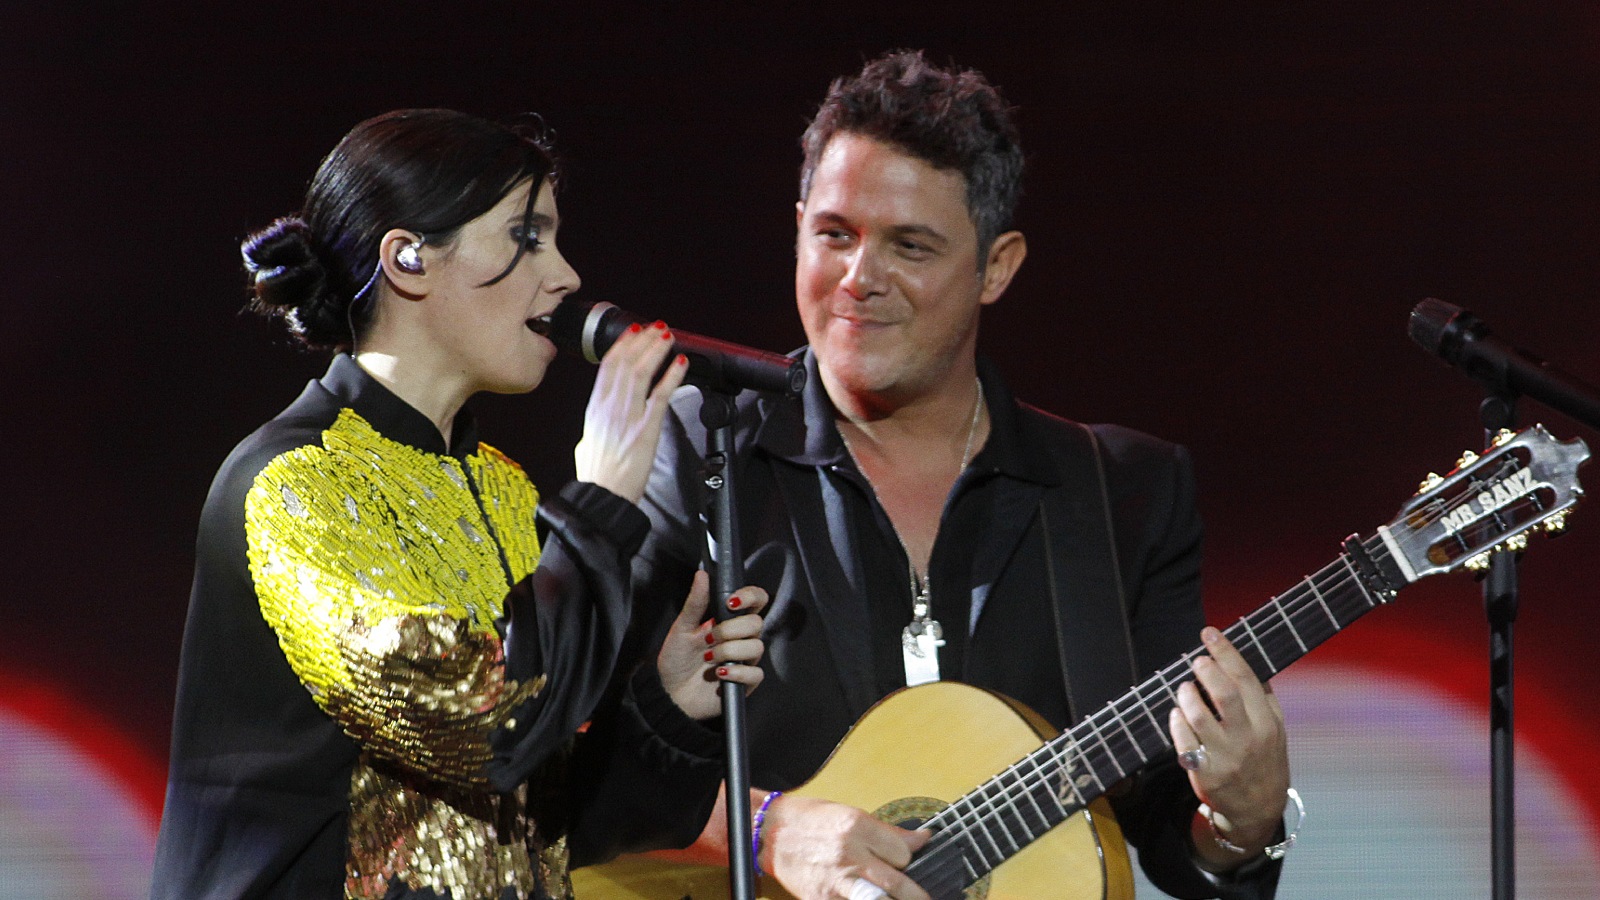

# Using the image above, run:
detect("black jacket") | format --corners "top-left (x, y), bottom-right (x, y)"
top-left (152, 356), bottom-right (711, 900)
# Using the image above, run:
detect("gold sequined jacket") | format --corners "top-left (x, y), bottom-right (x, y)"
top-left (152, 355), bottom-right (709, 900)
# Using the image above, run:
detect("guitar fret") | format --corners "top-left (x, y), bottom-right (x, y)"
top-left (1031, 750), bottom-right (1070, 817)
top-left (992, 768), bottom-right (1032, 852)
top-left (1064, 736), bottom-right (1105, 796)
top-left (1306, 576), bottom-right (1339, 630)
top-left (1339, 555), bottom-right (1381, 609)
top-left (1046, 742), bottom-right (1087, 807)
top-left (995, 802), bottom-right (1024, 854)
top-left (1106, 701), bottom-right (1149, 765)
top-left (961, 851), bottom-right (980, 883)
top-left (1135, 689), bottom-right (1167, 738)
top-left (1272, 597), bottom-right (1309, 654)
top-left (970, 816), bottom-right (1005, 868)
top-left (1017, 778), bottom-right (1050, 833)
top-left (1015, 755), bottom-right (1058, 832)
top-left (1238, 617), bottom-right (1276, 674)
top-left (1082, 715), bottom-right (1127, 781)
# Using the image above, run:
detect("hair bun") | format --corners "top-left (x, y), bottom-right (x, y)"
top-left (240, 216), bottom-right (351, 349)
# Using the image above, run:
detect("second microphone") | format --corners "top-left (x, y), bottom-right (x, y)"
top-left (543, 300), bottom-right (806, 397)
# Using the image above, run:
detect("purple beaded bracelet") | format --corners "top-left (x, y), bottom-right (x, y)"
top-left (751, 790), bottom-right (784, 877)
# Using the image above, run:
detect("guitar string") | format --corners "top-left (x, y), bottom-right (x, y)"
top-left (925, 498), bottom-right (1531, 878)
top-left (929, 465), bottom-right (1541, 842)
top-left (908, 452), bottom-right (1558, 886)
top-left (916, 511), bottom-right (1474, 877)
top-left (911, 543), bottom-right (1369, 882)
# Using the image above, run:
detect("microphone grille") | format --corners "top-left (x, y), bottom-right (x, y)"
top-left (1408, 297), bottom-right (1463, 354)
top-left (548, 299), bottom-right (599, 356)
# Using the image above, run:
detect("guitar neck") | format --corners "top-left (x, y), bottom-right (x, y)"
top-left (904, 531), bottom-right (1406, 898)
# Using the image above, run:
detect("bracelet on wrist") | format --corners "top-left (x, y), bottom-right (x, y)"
top-left (751, 790), bottom-right (783, 878)
top-left (1198, 787), bottom-right (1304, 860)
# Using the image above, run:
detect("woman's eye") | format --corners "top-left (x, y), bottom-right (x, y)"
top-left (511, 227), bottom-right (543, 249)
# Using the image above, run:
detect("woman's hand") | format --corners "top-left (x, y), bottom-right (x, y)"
top-left (574, 320), bottom-right (687, 503)
top-left (658, 570), bottom-right (767, 720)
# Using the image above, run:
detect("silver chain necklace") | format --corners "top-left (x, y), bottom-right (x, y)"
top-left (839, 377), bottom-right (984, 686)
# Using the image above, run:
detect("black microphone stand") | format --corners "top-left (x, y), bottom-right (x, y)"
top-left (1478, 391), bottom-right (1519, 900)
top-left (696, 386), bottom-right (758, 900)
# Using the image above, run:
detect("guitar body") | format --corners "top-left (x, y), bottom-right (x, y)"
top-left (571, 681), bottom-right (1133, 900)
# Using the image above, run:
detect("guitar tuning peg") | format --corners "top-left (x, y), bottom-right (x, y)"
top-left (1505, 532), bottom-right (1529, 552)
top-left (1457, 449), bottom-right (1480, 469)
top-left (1417, 472), bottom-right (1444, 494)
top-left (1544, 512), bottom-right (1569, 535)
top-left (1492, 428), bottom-right (1517, 447)
top-left (1464, 552), bottom-right (1492, 572)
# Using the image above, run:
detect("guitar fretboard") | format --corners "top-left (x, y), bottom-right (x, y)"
top-left (902, 532), bottom-right (1400, 899)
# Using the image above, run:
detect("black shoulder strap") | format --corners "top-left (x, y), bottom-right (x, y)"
top-left (1040, 422), bottom-right (1137, 722)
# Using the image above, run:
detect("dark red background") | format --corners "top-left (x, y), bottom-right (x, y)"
top-left (5, 3), bottom-right (1598, 835)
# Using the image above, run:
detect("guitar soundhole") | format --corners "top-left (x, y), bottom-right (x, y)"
top-left (872, 797), bottom-right (992, 900)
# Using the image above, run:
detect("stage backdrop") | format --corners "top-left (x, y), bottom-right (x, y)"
top-left (4, 4), bottom-right (1599, 897)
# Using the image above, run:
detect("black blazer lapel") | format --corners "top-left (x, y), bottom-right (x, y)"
top-left (769, 460), bottom-right (880, 718)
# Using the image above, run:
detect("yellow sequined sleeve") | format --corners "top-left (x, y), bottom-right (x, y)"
top-left (243, 410), bottom-right (545, 789)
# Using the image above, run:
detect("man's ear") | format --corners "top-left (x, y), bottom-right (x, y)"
top-left (979, 230), bottom-right (1027, 306)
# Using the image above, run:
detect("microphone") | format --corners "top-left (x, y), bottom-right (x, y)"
top-left (544, 300), bottom-right (806, 396)
top-left (1408, 298), bottom-right (1600, 430)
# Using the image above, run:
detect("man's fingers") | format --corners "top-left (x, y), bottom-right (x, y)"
top-left (1173, 679), bottom-right (1222, 746)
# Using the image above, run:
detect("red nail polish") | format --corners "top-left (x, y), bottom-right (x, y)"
top-left (705, 632), bottom-right (716, 645)
top-left (652, 320), bottom-right (667, 329)
top-left (662, 330), bottom-right (673, 340)
top-left (728, 596), bottom-right (742, 610)
top-left (676, 353), bottom-right (688, 365)
top-left (704, 650), bottom-right (715, 662)
top-left (716, 666), bottom-right (729, 678)
top-left (627, 323), bottom-right (642, 334)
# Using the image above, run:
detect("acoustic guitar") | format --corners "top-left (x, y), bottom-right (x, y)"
top-left (572, 426), bottom-right (1588, 900)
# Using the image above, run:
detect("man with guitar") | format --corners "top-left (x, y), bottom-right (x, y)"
top-left (573, 51), bottom-right (1294, 900)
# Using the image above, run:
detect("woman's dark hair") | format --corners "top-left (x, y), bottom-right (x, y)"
top-left (241, 109), bottom-right (555, 351)
top-left (799, 50), bottom-right (1022, 261)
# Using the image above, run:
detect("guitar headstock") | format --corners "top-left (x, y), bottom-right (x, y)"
top-left (1381, 425), bottom-right (1589, 583)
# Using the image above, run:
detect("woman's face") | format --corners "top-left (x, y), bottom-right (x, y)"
top-left (423, 177), bottom-right (579, 395)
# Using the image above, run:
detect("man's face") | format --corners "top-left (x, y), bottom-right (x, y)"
top-left (795, 133), bottom-right (996, 409)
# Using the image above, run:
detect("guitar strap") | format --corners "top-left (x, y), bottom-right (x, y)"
top-left (1040, 423), bottom-right (1138, 723)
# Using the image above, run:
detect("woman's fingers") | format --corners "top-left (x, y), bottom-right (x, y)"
top-left (575, 320), bottom-right (687, 502)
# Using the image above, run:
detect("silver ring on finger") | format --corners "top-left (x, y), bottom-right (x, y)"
top-left (1178, 744), bottom-right (1209, 771)
top-left (848, 878), bottom-right (887, 900)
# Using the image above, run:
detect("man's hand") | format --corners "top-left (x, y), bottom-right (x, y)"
top-left (1168, 626), bottom-right (1292, 869)
top-left (761, 794), bottom-right (932, 900)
